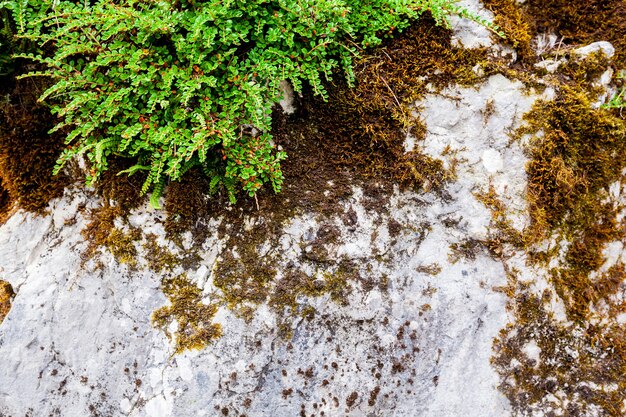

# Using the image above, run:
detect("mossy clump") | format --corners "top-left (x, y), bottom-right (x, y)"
top-left (559, 51), bottom-right (613, 91)
top-left (269, 267), bottom-right (350, 337)
top-left (473, 184), bottom-right (525, 251)
top-left (520, 84), bottom-right (626, 320)
top-left (0, 279), bottom-right (14, 324)
top-left (142, 234), bottom-right (196, 273)
top-left (482, 0), bottom-right (533, 61)
top-left (214, 249), bottom-right (278, 321)
top-left (0, 77), bottom-right (70, 217)
top-left (0, 180), bottom-right (10, 224)
top-left (81, 204), bottom-right (141, 268)
top-left (81, 157), bottom-right (147, 266)
top-left (210, 212), bottom-right (362, 337)
top-left (104, 229), bottom-right (141, 268)
top-left (306, 19), bottom-right (488, 191)
top-left (493, 289), bottom-right (626, 417)
top-left (522, 0), bottom-right (626, 69)
top-left (152, 274), bottom-right (222, 354)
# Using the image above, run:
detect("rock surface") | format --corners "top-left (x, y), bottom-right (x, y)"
top-left (0, 73), bottom-right (539, 416)
top-left (1, 3), bottom-right (623, 416)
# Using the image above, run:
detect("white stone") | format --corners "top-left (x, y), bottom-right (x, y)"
top-left (482, 149), bottom-right (504, 173)
top-left (573, 41), bottom-right (615, 60)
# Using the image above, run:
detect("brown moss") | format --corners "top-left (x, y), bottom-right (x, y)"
top-left (304, 19), bottom-right (488, 193)
top-left (152, 274), bottom-right (222, 354)
top-left (493, 289), bottom-right (626, 417)
top-left (142, 234), bottom-right (193, 273)
top-left (0, 279), bottom-right (14, 324)
top-left (560, 51), bottom-right (613, 91)
top-left (163, 168), bottom-right (220, 244)
top-left (522, 0), bottom-right (626, 69)
top-left (449, 238), bottom-right (484, 263)
top-left (81, 204), bottom-right (141, 268)
top-left (482, 0), bottom-right (534, 62)
top-left (81, 157), bottom-right (146, 266)
top-left (345, 391), bottom-right (359, 408)
top-left (492, 49), bottom-right (626, 416)
top-left (213, 219), bottom-right (352, 335)
top-left (0, 77), bottom-right (70, 219)
top-left (416, 263), bottom-right (442, 275)
top-left (0, 179), bottom-right (11, 224)
top-left (520, 84), bottom-right (626, 320)
top-left (474, 184), bottom-right (525, 250)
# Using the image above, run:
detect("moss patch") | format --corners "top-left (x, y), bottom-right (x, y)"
top-left (522, 0), bottom-right (626, 69)
top-left (0, 179), bottom-right (11, 224)
top-left (302, 19), bottom-right (488, 191)
top-left (520, 83), bottom-right (626, 320)
top-left (482, 0), bottom-right (534, 62)
top-left (0, 76), bottom-right (70, 220)
top-left (152, 274), bottom-right (222, 354)
top-left (81, 157), bottom-right (147, 266)
top-left (494, 288), bottom-right (626, 417)
top-left (488, 47), bottom-right (626, 415)
top-left (212, 216), bottom-right (356, 337)
top-left (0, 279), bottom-right (14, 324)
top-left (143, 233), bottom-right (201, 273)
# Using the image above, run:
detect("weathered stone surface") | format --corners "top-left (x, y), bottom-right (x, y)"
top-left (1, 4), bottom-right (621, 415)
top-left (0, 73), bottom-right (541, 416)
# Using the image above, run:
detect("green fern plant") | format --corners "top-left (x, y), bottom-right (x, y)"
top-left (11, 0), bottom-right (502, 207)
top-left (603, 69), bottom-right (626, 113)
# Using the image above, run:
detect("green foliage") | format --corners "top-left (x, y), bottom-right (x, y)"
top-left (0, 1), bottom-right (17, 77)
top-left (1, 0), bottom-right (50, 79)
top-left (12, 0), bottom-right (501, 206)
top-left (603, 69), bottom-right (626, 112)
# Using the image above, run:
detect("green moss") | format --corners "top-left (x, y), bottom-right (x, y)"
top-left (152, 274), bottom-right (222, 354)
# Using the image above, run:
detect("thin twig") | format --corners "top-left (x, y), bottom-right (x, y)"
top-left (379, 75), bottom-right (401, 109)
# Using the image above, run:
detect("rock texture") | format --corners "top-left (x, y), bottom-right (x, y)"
top-left (1, 3), bottom-right (623, 416)
top-left (0, 72), bottom-right (539, 416)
